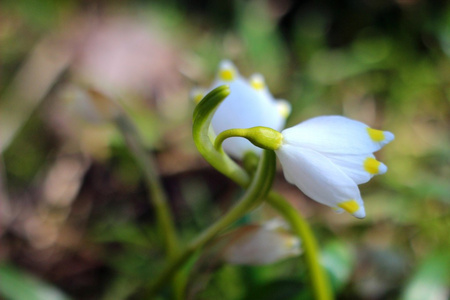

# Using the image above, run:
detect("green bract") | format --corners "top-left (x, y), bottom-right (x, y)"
top-left (192, 85), bottom-right (250, 186)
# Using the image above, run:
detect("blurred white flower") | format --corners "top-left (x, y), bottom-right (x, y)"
top-left (276, 116), bottom-right (394, 218)
top-left (193, 60), bottom-right (290, 159)
top-left (221, 224), bottom-right (301, 265)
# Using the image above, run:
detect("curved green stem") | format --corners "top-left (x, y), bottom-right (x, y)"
top-left (146, 150), bottom-right (276, 297)
top-left (267, 192), bottom-right (333, 300)
top-left (214, 128), bottom-right (249, 151)
top-left (193, 86), bottom-right (249, 187)
top-left (114, 113), bottom-right (178, 258)
top-left (214, 127), bottom-right (283, 151)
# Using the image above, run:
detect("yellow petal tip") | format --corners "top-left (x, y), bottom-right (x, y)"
top-left (190, 88), bottom-right (205, 104)
top-left (250, 74), bottom-right (265, 90)
top-left (277, 100), bottom-right (291, 119)
top-left (219, 69), bottom-right (235, 81)
top-left (367, 128), bottom-right (385, 142)
top-left (338, 199), bottom-right (360, 214)
top-left (364, 157), bottom-right (381, 174)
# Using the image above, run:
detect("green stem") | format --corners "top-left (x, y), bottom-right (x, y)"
top-left (192, 86), bottom-right (249, 187)
top-left (115, 113), bottom-right (184, 299)
top-left (146, 150), bottom-right (276, 297)
top-left (213, 128), bottom-right (332, 299)
top-left (267, 192), bottom-right (333, 300)
top-left (113, 114), bottom-right (178, 258)
top-left (214, 128), bottom-right (249, 151)
top-left (214, 127), bottom-right (283, 152)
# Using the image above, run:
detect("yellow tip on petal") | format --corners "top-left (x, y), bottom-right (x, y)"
top-left (364, 157), bottom-right (381, 174)
top-left (250, 74), bottom-right (265, 90)
top-left (367, 128), bottom-right (385, 142)
top-left (219, 69), bottom-right (235, 81)
top-left (193, 93), bottom-right (204, 104)
top-left (277, 100), bottom-right (291, 119)
top-left (338, 199), bottom-right (360, 214)
top-left (284, 236), bottom-right (300, 249)
top-left (190, 88), bottom-right (205, 104)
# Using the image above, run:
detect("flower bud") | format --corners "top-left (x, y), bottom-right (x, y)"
top-left (220, 224), bottom-right (301, 265)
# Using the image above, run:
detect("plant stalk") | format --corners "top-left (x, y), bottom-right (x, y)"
top-left (267, 192), bottom-right (333, 300)
top-left (146, 150), bottom-right (276, 297)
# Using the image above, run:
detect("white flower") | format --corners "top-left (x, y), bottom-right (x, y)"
top-left (221, 224), bottom-right (301, 265)
top-left (192, 60), bottom-right (290, 159)
top-left (275, 116), bottom-right (394, 218)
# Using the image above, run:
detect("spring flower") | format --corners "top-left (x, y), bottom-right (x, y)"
top-left (220, 224), bottom-right (301, 265)
top-left (275, 116), bottom-right (394, 218)
top-left (195, 63), bottom-right (394, 218)
top-left (192, 60), bottom-right (291, 159)
top-left (222, 116), bottom-right (394, 218)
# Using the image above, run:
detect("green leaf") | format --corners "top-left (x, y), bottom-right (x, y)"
top-left (0, 263), bottom-right (71, 300)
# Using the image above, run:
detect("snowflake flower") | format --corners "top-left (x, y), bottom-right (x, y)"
top-left (275, 116), bottom-right (394, 218)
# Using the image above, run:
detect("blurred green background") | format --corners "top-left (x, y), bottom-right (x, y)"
top-left (0, 0), bottom-right (449, 299)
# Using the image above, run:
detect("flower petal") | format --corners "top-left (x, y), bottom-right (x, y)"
top-left (276, 99), bottom-right (292, 119)
top-left (190, 87), bottom-right (206, 104)
top-left (282, 115), bottom-right (394, 155)
top-left (276, 144), bottom-right (366, 218)
top-left (221, 225), bottom-right (301, 265)
top-left (215, 60), bottom-right (239, 82)
top-left (325, 153), bottom-right (388, 185)
top-left (210, 61), bottom-right (287, 159)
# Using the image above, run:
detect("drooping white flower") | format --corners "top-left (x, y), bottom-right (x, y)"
top-left (192, 60), bottom-right (290, 159)
top-left (220, 224), bottom-right (301, 265)
top-left (275, 116), bottom-right (394, 219)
